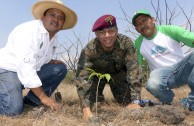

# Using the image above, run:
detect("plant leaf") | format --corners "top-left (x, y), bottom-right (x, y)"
top-left (96, 73), bottom-right (101, 78)
top-left (104, 74), bottom-right (111, 82)
top-left (86, 68), bottom-right (94, 73)
top-left (88, 72), bottom-right (97, 80)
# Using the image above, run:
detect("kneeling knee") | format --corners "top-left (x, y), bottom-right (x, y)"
top-left (55, 64), bottom-right (67, 77)
top-left (3, 104), bottom-right (23, 116)
top-left (146, 83), bottom-right (159, 93)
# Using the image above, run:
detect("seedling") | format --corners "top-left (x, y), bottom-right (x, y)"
top-left (86, 68), bottom-right (113, 115)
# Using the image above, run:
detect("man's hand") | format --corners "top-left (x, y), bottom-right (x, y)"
top-left (40, 96), bottom-right (61, 111)
top-left (30, 87), bottom-right (61, 111)
top-left (126, 103), bottom-right (141, 109)
top-left (82, 107), bottom-right (94, 121)
top-left (49, 59), bottom-right (64, 64)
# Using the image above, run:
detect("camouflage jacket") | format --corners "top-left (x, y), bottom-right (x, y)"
top-left (76, 34), bottom-right (142, 108)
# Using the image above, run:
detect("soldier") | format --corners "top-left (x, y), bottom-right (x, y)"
top-left (76, 14), bottom-right (142, 121)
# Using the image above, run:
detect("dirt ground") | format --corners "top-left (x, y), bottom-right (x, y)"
top-left (0, 84), bottom-right (194, 126)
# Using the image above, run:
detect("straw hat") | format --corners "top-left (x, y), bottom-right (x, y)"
top-left (32, 0), bottom-right (77, 30)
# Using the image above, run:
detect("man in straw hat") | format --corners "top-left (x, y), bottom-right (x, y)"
top-left (0, 0), bottom-right (77, 116)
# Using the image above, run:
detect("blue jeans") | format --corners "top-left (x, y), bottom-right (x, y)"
top-left (146, 50), bottom-right (194, 110)
top-left (0, 63), bottom-right (67, 116)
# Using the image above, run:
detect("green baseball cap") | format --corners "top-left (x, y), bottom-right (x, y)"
top-left (132, 10), bottom-right (151, 26)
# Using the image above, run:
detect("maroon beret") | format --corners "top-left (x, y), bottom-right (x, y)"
top-left (92, 14), bottom-right (117, 32)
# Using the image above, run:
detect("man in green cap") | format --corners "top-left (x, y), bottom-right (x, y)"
top-left (132, 10), bottom-right (194, 110)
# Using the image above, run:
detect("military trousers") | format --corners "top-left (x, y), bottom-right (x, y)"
top-left (89, 70), bottom-right (131, 106)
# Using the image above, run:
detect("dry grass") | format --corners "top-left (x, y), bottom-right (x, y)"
top-left (0, 82), bottom-right (194, 126)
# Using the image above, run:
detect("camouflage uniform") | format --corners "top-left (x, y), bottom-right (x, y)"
top-left (76, 34), bottom-right (142, 108)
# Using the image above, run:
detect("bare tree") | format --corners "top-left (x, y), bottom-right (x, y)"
top-left (58, 30), bottom-right (93, 74)
top-left (59, 31), bottom-right (83, 72)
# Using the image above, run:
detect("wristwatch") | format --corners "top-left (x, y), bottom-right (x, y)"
top-left (132, 100), bottom-right (140, 104)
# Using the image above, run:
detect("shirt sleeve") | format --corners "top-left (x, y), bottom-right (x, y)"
top-left (134, 36), bottom-right (144, 66)
top-left (159, 25), bottom-right (194, 47)
top-left (10, 29), bottom-right (42, 88)
top-left (75, 45), bottom-right (94, 108)
top-left (123, 35), bottom-right (142, 101)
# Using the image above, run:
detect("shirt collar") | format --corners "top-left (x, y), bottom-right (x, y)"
top-left (38, 20), bottom-right (58, 40)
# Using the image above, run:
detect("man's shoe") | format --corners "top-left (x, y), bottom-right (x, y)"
top-left (180, 98), bottom-right (189, 110)
top-left (23, 96), bottom-right (39, 107)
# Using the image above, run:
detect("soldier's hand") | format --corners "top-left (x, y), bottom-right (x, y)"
top-left (82, 107), bottom-right (94, 121)
top-left (126, 103), bottom-right (141, 109)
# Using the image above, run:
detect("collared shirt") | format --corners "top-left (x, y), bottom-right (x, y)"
top-left (0, 20), bottom-right (58, 88)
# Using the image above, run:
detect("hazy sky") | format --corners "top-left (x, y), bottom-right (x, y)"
top-left (0, 0), bottom-right (193, 48)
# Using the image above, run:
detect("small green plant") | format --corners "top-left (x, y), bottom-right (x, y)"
top-left (86, 68), bottom-right (112, 115)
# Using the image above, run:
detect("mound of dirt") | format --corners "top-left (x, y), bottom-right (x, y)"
top-left (152, 105), bottom-right (186, 125)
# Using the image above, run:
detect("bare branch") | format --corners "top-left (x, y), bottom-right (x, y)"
top-left (176, 1), bottom-right (192, 31)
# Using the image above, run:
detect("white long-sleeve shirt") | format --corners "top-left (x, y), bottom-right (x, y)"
top-left (0, 20), bottom-right (59, 88)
